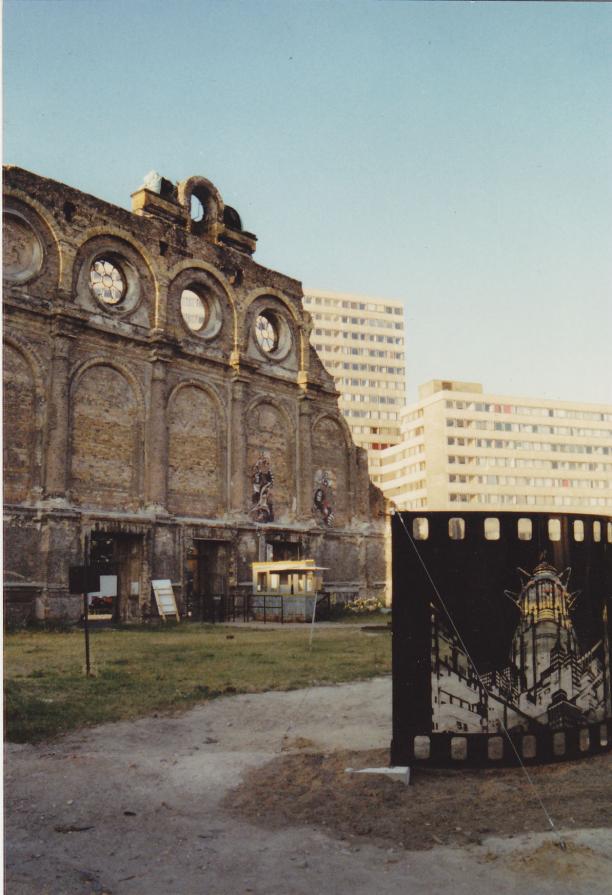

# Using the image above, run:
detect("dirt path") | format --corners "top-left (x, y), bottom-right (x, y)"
top-left (5, 677), bottom-right (612, 895)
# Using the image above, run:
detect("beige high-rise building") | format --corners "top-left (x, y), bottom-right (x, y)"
top-left (370, 379), bottom-right (612, 513)
top-left (302, 289), bottom-right (406, 454)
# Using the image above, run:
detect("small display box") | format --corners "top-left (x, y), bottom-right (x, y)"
top-left (251, 559), bottom-right (327, 622)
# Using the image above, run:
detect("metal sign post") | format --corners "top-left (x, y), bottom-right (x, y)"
top-left (69, 564), bottom-right (100, 677)
top-left (83, 590), bottom-right (91, 676)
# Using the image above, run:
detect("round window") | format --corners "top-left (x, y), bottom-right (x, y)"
top-left (255, 312), bottom-right (279, 353)
top-left (180, 288), bottom-right (207, 332)
top-left (90, 258), bottom-right (126, 305)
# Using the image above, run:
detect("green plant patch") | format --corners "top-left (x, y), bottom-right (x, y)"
top-left (4, 624), bottom-right (390, 743)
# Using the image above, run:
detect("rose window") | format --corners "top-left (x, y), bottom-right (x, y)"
top-left (255, 312), bottom-right (278, 353)
top-left (90, 259), bottom-right (126, 305)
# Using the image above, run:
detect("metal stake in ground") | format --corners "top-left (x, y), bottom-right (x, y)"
top-left (83, 589), bottom-right (91, 676)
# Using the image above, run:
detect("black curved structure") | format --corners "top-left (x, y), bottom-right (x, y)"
top-left (391, 511), bottom-right (612, 767)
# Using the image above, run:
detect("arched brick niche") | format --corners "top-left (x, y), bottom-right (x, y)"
top-left (177, 175), bottom-right (223, 236)
top-left (166, 266), bottom-right (234, 362)
top-left (167, 383), bottom-right (225, 517)
top-left (2, 195), bottom-right (60, 294)
top-left (3, 341), bottom-right (43, 502)
top-left (246, 400), bottom-right (295, 523)
top-left (72, 234), bottom-right (154, 328)
top-left (69, 363), bottom-right (143, 510)
top-left (391, 511), bottom-right (612, 767)
top-left (243, 293), bottom-right (300, 373)
top-left (311, 415), bottom-right (350, 528)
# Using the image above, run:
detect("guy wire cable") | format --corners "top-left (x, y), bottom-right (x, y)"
top-left (397, 513), bottom-right (567, 851)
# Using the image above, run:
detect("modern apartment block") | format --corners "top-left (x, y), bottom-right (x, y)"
top-left (370, 380), bottom-right (612, 513)
top-left (302, 289), bottom-right (406, 453)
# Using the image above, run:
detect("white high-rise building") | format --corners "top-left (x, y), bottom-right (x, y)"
top-left (302, 289), bottom-right (406, 455)
top-left (370, 379), bottom-right (612, 514)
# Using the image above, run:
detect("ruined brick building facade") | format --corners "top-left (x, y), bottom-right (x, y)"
top-left (3, 166), bottom-right (387, 622)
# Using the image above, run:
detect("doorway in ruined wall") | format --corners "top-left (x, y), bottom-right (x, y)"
top-left (186, 540), bottom-right (229, 621)
top-left (266, 540), bottom-right (301, 561)
top-left (89, 532), bottom-right (144, 622)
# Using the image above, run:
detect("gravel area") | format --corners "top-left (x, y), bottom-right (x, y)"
top-left (5, 676), bottom-right (612, 895)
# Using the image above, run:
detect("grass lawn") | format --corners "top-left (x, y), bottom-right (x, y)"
top-left (338, 611), bottom-right (391, 625)
top-left (4, 622), bottom-right (390, 743)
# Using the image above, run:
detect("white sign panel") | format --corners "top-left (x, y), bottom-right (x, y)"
top-left (151, 579), bottom-right (180, 621)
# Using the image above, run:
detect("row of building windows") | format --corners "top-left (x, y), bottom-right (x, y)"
top-left (449, 474), bottom-right (609, 489)
top-left (338, 362), bottom-right (405, 375)
top-left (339, 315), bottom-right (404, 330)
top-left (341, 393), bottom-right (403, 406)
top-left (382, 444), bottom-right (425, 463)
top-left (446, 418), bottom-right (612, 438)
top-left (304, 309), bottom-right (403, 331)
top-left (444, 399), bottom-right (612, 422)
top-left (347, 409), bottom-right (399, 421)
top-left (379, 462), bottom-right (427, 483)
top-left (313, 344), bottom-right (405, 360)
top-left (305, 296), bottom-right (403, 315)
top-left (448, 455), bottom-right (612, 472)
top-left (351, 425), bottom-right (399, 436)
top-left (386, 479), bottom-right (427, 495)
top-left (337, 377), bottom-right (405, 390)
top-left (449, 493), bottom-right (611, 508)
top-left (447, 437), bottom-right (612, 455)
top-left (341, 317), bottom-right (404, 330)
top-left (313, 328), bottom-right (402, 345)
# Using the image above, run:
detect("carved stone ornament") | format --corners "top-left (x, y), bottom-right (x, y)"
top-left (3, 212), bottom-right (43, 283)
top-left (313, 469), bottom-right (335, 527)
top-left (250, 453), bottom-right (274, 523)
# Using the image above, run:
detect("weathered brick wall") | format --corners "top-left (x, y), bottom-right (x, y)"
top-left (246, 401), bottom-right (295, 522)
top-left (311, 415), bottom-right (351, 526)
top-left (70, 364), bottom-right (142, 511)
top-left (320, 534), bottom-right (361, 584)
top-left (168, 385), bottom-right (223, 517)
top-left (3, 343), bottom-right (37, 503)
top-left (3, 512), bottom-right (45, 584)
top-left (3, 166), bottom-right (388, 621)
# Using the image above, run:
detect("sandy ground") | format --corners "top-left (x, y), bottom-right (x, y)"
top-left (5, 676), bottom-right (612, 895)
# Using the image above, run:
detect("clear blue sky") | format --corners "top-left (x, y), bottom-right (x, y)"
top-left (4, 1), bottom-right (611, 404)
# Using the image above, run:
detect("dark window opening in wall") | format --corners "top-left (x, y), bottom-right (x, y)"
top-left (89, 532), bottom-right (143, 623)
top-left (186, 540), bottom-right (228, 621)
top-left (266, 540), bottom-right (301, 561)
top-left (223, 205), bottom-right (242, 231)
top-left (63, 201), bottom-right (76, 222)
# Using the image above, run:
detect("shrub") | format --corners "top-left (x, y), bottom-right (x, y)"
top-left (344, 597), bottom-right (385, 614)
